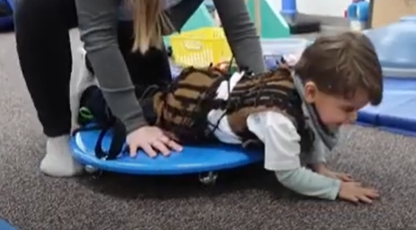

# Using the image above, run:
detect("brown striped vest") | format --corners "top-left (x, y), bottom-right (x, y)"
top-left (149, 66), bottom-right (313, 151)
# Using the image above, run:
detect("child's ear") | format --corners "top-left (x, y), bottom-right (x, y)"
top-left (303, 82), bottom-right (318, 103)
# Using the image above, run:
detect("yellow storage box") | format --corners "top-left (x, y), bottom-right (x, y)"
top-left (170, 27), bottom-right (233, 67)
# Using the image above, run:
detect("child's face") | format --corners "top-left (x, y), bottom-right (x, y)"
top-left (303, 82), bottom-right (369, 129)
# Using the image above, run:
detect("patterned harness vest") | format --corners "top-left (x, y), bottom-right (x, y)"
top-left (75, 66), bottom-right (322, 160)
top-left (145, 66), bottom-right (315, 152)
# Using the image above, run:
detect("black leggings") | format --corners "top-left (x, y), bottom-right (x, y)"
top-left (14, 0), bottom-right (172, 138)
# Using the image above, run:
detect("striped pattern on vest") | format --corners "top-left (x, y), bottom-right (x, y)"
top-left (152, 66), bottom-right (229, 144)
top-left (227, 68), bottom-right (299, 137)
top-left (150, 66), bottom-right (313, 152)
top-left (215, 67), bottom-right (313, 152)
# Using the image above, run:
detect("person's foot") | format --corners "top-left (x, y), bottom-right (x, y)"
top-left (40, 135), bottom-right (83, 177)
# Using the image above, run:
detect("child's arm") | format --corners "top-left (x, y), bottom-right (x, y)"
top-left (304, 135), bottom-right (354, 182)
top-left (246, 111), bottom-right (341, 200)
top-left (275, 168), bottom-right (340, 200)
top-left (304, 138), bottom-right (327, 165)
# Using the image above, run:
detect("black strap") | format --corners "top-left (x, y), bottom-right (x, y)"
top-left (94, 120), bottom-right (126, 160)
top-left (94, 127), bottom-right (110, 159)
top-left (76, 84), bottom-right (127, 160)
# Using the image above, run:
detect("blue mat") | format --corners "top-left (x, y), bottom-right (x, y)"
top-left (0, 0), bottom-right (14, 31)
top-left (0, 219), bottom-right (19, 230)
top-left (357, 78), bottom-right (416, 136)
top-left (71, 128), bottom-right (263, 175)
top-left (360, 18), bottom-right (416, 136)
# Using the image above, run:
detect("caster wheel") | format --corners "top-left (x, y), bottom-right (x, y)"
top-left (85, 165), bottom-right (99, 174)
top-left (198, 171), bottom-right (218, 185)
top-left (85, 165), bottom-right (103, 180)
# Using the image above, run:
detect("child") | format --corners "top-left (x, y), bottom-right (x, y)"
top-left (75, 32), bottom-right (383, 204)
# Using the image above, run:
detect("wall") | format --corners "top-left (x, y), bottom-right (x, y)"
top-left (298, 0), bottom-right (352, 17)
top-left (206, 0), bottom-right (359, 17)
top-left (266, 0), bottom-right (352, 17)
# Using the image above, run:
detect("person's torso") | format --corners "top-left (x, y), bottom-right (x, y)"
top-left (208, 72), bottom-right (322, 146)
top-left (118, 0), bottom-right (183, 21)
top-left (152, 67), bottom-right (307, 146)
top-left (214, 68), bottom-right (305, 146)
top-left (207, 73), bottom-right (328, 165)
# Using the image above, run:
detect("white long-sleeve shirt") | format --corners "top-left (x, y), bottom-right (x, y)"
top-left (206, 72), bottom-right (341, 200)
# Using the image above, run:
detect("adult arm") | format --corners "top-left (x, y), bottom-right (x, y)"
top-left (214, 0), bottom-right (266, 73)
top-left (246, 111), bottom-right (341, 200)
top-left (165, 0), bottom-right (266, 73)
top-left (75, 0), bottom-right (147, 133)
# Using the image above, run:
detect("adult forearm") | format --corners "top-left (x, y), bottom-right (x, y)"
top-left (86, 47), bottom-right (148, 133)
top-left (214, 0), bottom-right (266, 73)
top-left (76, 0), bottom-right (148, 133)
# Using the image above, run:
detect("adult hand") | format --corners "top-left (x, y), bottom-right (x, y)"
top-left (126, 126), bottom-right (183, 158)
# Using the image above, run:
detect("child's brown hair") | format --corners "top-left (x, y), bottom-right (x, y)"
top-left (294, 32), bottom-right (383, 105)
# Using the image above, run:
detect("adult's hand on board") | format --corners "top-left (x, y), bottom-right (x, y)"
top-left (126, 126), bottom-right (183, 158)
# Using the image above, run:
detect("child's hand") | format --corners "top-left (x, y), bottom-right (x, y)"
top-left (333, 172), bottom-right (354, 182)
top-left (320, 169), bottom-right (354, 182)
top-left (312, 164), bottom-right (354, 182)
top-left (338, 182), bottom-right (379, 204)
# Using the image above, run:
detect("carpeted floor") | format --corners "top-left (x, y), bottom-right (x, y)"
top-left (2, 30), bottom-right (416, 230)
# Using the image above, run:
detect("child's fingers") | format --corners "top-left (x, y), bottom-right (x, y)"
top-left (339, 174), bottom-right (354, 182)
top-left (365, 189), bottom-right (380, 198)
top-left (347, 196), bottom-right (360, 204)
top-left (358, 195), bottom-right (373, 204)
top-left (345, 173), bottom-right (353, 179)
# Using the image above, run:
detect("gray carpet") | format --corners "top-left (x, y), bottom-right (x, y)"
top-left (2, 30), bottom-right (416, 230)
